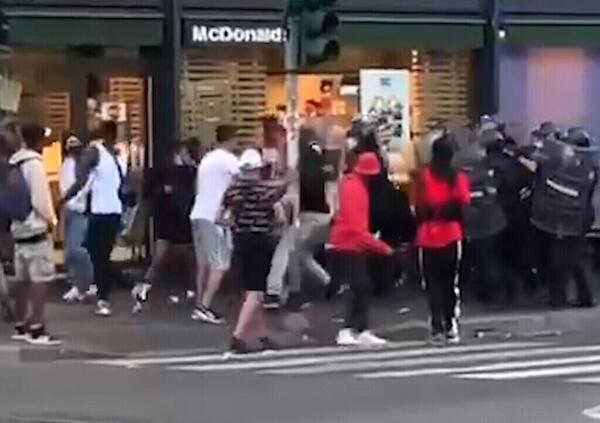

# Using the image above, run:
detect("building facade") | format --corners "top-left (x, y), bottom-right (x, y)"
top-left (3, 0), bottom-right (600, 170)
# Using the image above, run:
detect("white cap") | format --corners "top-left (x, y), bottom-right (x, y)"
top-left (239, 148), bottom-right (263, 170)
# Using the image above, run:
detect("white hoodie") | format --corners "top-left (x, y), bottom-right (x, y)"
top-left (9, 148), bottom-right (57, 240)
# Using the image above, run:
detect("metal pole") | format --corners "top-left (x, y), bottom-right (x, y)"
top-left (285, 15), bottom-right (300, 170)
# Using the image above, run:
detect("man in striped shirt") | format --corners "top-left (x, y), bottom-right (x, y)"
top-left (223, 149), bottom-right (287, 354)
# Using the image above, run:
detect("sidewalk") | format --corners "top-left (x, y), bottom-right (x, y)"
top-left (0, 285), bottom-right (599, 362)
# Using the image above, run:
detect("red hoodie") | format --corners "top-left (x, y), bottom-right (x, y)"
top-left (329, 172), bottom-right (392, 255)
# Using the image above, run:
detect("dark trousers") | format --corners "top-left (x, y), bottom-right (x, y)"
top-left (85, 214), bottom-right (121, 301)
top-left (501, 222), bottom-right (538, 297)
top-left (422, 243), bottom-right (460, 335)
top-left (536, 231), bottom-right (595, 308)
top-left (331, 252), bottom-right (370, 332)
top-left (468, 236), bottom-right (506, 303)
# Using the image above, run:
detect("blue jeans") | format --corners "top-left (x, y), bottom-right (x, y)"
top-left (64, 208), bottom-right (93, 291)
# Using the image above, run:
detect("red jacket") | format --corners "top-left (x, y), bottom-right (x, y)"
top-left (329, 173), bottom-right (393, 255)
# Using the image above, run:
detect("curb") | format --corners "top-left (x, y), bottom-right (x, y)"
top-left (374, 308), bottom-right (600, 338)
top-left (17, 344), bottom-right (124, 363)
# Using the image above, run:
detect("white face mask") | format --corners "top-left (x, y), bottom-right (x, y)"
top-left (347, 137), bottom-right (358, 150)
top-left (173, 154), bottom-right (184, 166)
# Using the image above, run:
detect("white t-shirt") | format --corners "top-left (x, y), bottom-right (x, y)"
top-left (59, 156), bottom-right (90, 214)
top-left (190, 148), bottom-right (239, 222)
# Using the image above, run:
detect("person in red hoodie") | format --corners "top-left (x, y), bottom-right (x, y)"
top-left (330, 152), bottom-right (393, 346)
top-left (415, 133), bottom-right (470, 346)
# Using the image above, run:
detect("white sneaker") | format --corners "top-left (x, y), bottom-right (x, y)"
top-left (62, 286), bottom-right (84, 303)
top-left (336, 329), bottom-right (360, 346)
top-left (191, 306), bottom-right (224, 325)
top-left (446, 319), bottom-right (460, 345)
top-left (86, 284), bottom-right (98, 297)
top-left (185, 290), bottom-right (196, 301)
top-left (357, 331), bottom-right (389, 347)
top-left (95, 300), bottom-right (112, 317)
top-left (132, 283), bottom-right (152, 303)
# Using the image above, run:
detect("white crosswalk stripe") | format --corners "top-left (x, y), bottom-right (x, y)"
top-left (89, 340), bottom-right (600, 385)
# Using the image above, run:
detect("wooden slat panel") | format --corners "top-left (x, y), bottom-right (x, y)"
top-left (410, 50), bottom-right (471, 139)
top-left (41, 91), bottom-right (70, 135)
top-left (181, 56), bottom-right (267, 145)
top-left (108, 77), bottom-right (146, 143)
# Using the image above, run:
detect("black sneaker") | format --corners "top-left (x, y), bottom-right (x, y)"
top-left (230, 337), bottom-right (252, 354)
top-left (260, 337), bottom-right (279, 351)
top-left (11, 323), bottom-right (28, 341)
top-left (191, 306), bottom-right (225, 325)
top-left (263, 295), bottom-right (281, 310)
top-left (25, 326), bottom-right (61, 346)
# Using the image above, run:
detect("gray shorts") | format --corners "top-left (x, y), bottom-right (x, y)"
top-left (191, 219), bottom-right (232, 271)
top-left (14, 238), bottom-right (55, 284)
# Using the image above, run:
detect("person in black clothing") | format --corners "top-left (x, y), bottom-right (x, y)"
top-left (350, 128), bottom-right (416, 296)
top-left (131, 139), bottom-right (199, 312)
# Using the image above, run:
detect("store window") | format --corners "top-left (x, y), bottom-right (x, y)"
top-left (181, 40), bottom-right (476, 149)
top-left (9, 47), bottom-right (150, 245)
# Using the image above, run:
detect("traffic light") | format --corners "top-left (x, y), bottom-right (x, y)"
top-left (0, 0), bottom-right (9, 49)
top-left (299, 0), bottom-right (340, 67)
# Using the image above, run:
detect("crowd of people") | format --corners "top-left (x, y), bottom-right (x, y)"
top-left (0, 113), bottom-right (599, 351)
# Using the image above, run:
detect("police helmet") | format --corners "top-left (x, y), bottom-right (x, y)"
top-left (479, 128), bottom-right (504, 149)
top-left (565, 127), bottom-right (593, 148)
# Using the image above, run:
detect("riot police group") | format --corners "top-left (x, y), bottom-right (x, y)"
top-left (453, 117), bottom-right (598, 309)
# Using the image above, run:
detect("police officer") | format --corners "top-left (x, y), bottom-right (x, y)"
top-left (530, 127), bottom-right (597, 308)
top-left (454, 124), bottom-right (508, 305)
top-left (485, 126), bottom-right (536, 303)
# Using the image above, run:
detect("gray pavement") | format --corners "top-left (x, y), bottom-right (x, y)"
top-left (1, 286), bottom-right (600, 361)
top-left (1, 287), bottom-right (600, 422)
top-left (1, 333), bottom-right (600, 422)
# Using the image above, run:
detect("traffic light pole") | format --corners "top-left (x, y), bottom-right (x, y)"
top-left (285, 14), bottom-right (300, 170)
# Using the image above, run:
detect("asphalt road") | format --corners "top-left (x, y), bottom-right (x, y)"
top-left (2, 333), bottom-right (600, 423)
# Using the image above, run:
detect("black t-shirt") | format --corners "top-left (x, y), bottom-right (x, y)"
top-left (145, 164), bottom-right (196, 226)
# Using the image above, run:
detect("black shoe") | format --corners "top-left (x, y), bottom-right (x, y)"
top-left (11, 323), bottom-right (28, 341)
top-left (230, 337), bottom-right (252, 354)
top-left (260, 337), bottom-right (279, 351)
top-left (573, 299), bottom-right (597, 308)
top-left (25, 325), bottom-right (61, 346)
top-left (263, 295), bottom-right (281, 310)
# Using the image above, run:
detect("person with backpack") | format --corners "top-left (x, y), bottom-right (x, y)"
top-left (60, 135), bottom-right (95, 303)
top-left (4, 122), bottom-right (60, 345)
top-left (61, 121), bottom-right (126, 317)
top-left (415, 133), bottom-right (470, 346)
top-left (0, 121), bottom-right (23, 322)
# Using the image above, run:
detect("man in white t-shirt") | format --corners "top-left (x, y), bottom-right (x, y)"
top-left (190, 125), bottom-right (240, 324)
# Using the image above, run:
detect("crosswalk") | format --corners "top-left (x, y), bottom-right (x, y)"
top-left (90, 340), bottom-right (600, 385)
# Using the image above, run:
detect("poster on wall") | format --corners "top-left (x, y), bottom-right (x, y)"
top-left (360, 69), bottom-right (411, 147)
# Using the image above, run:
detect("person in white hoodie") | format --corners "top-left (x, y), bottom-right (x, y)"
top-left (10, 122), bottom-right (60, 345)
top-left (60, 135), bottom-right (95, 303)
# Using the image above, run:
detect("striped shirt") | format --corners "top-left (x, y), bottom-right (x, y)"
top-left (224, 175), bottom-right (286, 234)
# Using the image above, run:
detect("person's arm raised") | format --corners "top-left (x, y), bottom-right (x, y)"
top-left (61, 146), bottom-right (99, 204)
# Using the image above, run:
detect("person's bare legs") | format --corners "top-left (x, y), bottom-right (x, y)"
top-left (194, 261), bottom-right (207, 306)
top-left (233, 291), bottom-right (263, 340)
top-left (13, 281), bottom-right (30, 324)
top-left (200, 268), bottom-right (225, 308)
top-left (144, 239), bottom-right (170, 284)
top-left (29, 283), bottom-right (47, 325)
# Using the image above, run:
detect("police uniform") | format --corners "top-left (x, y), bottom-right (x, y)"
top-left (530, 131), bottom-right (597, 308)
top-left (454, 132), bottom-right (508, 304)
